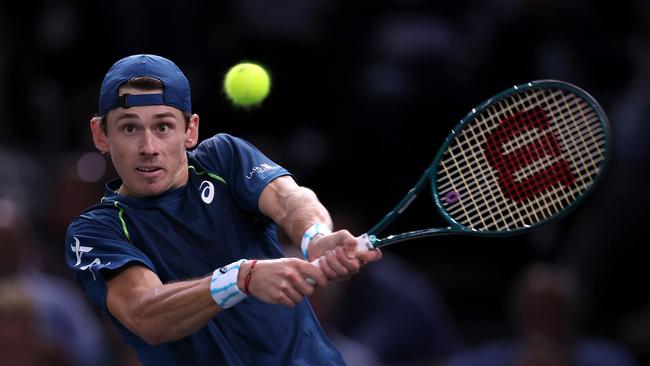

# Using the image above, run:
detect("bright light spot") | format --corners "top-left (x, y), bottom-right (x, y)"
top-left (77, 152), bottom-right (106, 183)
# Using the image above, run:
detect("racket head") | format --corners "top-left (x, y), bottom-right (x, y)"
top-left (431, 80), bottom-right (610, 235)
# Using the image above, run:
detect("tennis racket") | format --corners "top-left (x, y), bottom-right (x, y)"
top-left (345, 80), bottom-right (609, 255)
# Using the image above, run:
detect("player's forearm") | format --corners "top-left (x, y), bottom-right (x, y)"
top-left (120, 276), bottom-right (220, 345)
top-left (276, 186), bottom-right (332, 245)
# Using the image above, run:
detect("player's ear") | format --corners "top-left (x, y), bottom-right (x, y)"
top-left (185, 114), bottom-right (199, 149)
top-left (90, 116), bottom-right (110, 154)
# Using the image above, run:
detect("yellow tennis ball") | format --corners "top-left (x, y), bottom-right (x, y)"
top-left (223, 62), bottom-right (271, 106)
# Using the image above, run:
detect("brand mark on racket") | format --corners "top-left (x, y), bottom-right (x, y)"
top-left (483, 107), bottom-right (575, 203)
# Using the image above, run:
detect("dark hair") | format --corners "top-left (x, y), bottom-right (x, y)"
top-left (98, 77), bottom-right (191, 133)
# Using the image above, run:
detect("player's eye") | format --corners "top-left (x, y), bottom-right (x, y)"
top-left (123, 124), bottom-right (136, 134)
top-left (157, 124), bottom-right (170, 133)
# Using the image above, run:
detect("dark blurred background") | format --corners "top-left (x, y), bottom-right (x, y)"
top-left (1, 0), bottom-right (649, 365)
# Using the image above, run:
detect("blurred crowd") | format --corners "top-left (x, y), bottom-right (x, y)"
top-left (1, 0), bottom-right (649, 365)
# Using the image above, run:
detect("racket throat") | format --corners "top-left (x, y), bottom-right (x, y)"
top-left (368, 164), bottom-right (435, 236)
top-left (356, 233), bottom-right (375, 251)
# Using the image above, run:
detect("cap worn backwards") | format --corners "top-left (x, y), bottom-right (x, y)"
top-left (98, 54), bottom-right (191, 116)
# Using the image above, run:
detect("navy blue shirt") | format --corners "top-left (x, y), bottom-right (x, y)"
top-left (65, 134), bottom-right (345, 366)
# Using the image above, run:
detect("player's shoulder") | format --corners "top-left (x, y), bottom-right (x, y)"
top-left (190, 133), bottom-right (259, 172)
top-left (67, 199), bottom-right (124, 235)
top-left (194, 133), bottom-right (253, 152)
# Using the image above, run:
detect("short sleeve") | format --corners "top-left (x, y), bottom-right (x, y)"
top-left (65, 208), bottom-right (156, 313)
top-left (190, 133), bottom-right (291, 214)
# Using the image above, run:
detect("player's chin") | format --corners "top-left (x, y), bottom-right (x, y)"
top-left (131, 181), bottom-right (170, 197)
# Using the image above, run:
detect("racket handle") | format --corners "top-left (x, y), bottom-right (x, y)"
top-left (306, 234), bottom-right (373, 285)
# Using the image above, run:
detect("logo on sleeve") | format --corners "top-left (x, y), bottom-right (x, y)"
top-left (71, 236), bottom-right (110, 281)
top-left (246, 163), bottom-right (280, 179)
top-left (72, 236), bottom-right (93, 266)
top-left (199, 180), bottom-right (215, 204)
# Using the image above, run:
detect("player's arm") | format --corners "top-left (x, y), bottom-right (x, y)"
top-left (106, 264), bottom-right (220, 345)
top-left (106, 260), bottom-right (328, 345)
top-left (259, 175), bottom-right (331, 245)
top-left (259, 176), bottom-right (381, 279)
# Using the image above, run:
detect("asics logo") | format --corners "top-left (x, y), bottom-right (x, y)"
top-left (200, 180), bottom-right (215, 204)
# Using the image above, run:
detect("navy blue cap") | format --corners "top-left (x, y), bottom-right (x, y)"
top-left (98, 54), bottom-right (191, 115)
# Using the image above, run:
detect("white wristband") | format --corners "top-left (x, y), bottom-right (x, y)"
top-left (210, 259), bottom-right (247, 309)
top-left (300, 223), bottom-right (332, 260)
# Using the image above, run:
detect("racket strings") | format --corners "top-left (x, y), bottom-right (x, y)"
top-left (470, 89), bottom-right (596, 227)
top-left (535, 90), bottom-right (603, 217)
top-left (484, 91), bottom-right (598, 227)
top-left (458, 97), bottom-right (550, 227)
top-left (436, 87), bottom-right (606, 231)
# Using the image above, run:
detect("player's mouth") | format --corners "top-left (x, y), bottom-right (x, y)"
top-left (136, 166), bottom-right (163, 178)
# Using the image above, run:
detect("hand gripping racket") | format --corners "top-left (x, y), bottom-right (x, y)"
top-left (318, 80), bottom-right (609, 265)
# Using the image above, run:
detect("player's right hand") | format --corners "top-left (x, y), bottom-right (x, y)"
top-left (308, 230), bottom-right (382, 281)
top-left (241, 258), bottom-right (328, 307)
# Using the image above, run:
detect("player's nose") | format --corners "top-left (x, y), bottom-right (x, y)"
top-left (139, 130), bottom-right (158, 156)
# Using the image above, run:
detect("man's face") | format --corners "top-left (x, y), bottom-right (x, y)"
top-left (92, 87), bottom-right (199, 197)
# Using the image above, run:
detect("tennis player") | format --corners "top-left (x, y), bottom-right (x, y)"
top-left (65, 54), bottom-right (381, 365)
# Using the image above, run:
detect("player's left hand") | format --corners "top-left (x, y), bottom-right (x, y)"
top-left (308, 230), bottom-right (382, 281)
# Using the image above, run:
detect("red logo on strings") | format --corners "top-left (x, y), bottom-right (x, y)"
top-left (484, 107), bottom-right (575, 202)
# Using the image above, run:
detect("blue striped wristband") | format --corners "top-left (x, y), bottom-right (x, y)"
top-left (210, 259), bottom-right (247, 309)
top-left (300, 223), bottom-right (332, 260)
